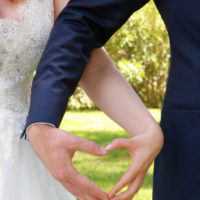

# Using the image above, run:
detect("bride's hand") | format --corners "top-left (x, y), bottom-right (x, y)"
top-left (27, 124), bottom-right (109, 200)
top-left (106, 126), bottom-right (164, 200)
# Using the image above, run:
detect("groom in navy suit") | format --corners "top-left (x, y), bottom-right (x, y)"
top-left (21, 0), bottom-right (200, 199)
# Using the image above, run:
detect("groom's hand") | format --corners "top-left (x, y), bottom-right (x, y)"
top-left (27, 124), bottom-right (109, 200)
top-left (106, 127), bottom-right (164, 200)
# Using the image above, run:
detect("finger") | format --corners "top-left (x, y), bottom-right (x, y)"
top-left (76, 137), bottom-right (107, 156)
top-left (108, 161), bottom-right (140, 198)
top-left (60, 131), bottom-right (107, 156)
top-left (110, 173), bottom-right (146, 200)
top-left (61, 174), bottom-right (108, 200)
top-left (62, 166), bottom-right (108, 200)
top-left (105, 138), bottom-right (132, 152)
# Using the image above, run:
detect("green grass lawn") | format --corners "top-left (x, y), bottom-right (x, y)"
top-left (60, 109), bottom-right (161, 200)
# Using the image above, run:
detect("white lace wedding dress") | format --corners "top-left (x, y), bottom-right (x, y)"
top-left (0, 0), bottom-right (76, 199)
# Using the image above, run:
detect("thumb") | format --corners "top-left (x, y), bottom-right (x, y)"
top-left (105, 138), bottom-right (130, 152)
top-left (75, 138), bottom-right (107, 156)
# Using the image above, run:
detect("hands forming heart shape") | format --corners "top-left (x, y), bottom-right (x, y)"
top-left (28, 124), bottom-right (164, 200)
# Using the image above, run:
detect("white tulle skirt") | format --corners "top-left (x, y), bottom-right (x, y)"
top-left (0, 111), bottom-right (76, 200)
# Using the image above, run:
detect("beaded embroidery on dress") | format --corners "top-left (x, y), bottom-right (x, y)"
top-left (0, 0), bottom-right (76, 199)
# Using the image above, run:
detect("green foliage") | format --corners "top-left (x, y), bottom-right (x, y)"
top-left (68, 1), bottom-right (170, 109)
top-left (105, 1), bottom-right (170, 108)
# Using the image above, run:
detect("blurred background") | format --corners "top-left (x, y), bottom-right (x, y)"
top-left (60, 1), bottom-right (170, 199)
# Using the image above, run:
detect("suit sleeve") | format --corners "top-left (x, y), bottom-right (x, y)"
top-left (20, 0), bottom-right (149, 139)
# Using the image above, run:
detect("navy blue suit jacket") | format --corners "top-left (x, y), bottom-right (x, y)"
top-left (21, 0), bottom-right (200, 199)
top-left (20, 0), bottom-right (149, 138)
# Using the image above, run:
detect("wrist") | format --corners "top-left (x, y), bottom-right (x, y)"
top-left (27, 123), bottom-right (56, 139)
top-left (145, 123), bottom-right (164, 149)
top-left (130, 122), bottom-right (164, 146)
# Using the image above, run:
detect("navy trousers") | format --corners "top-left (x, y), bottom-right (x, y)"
top-left (21, 0), bottom-right (200, 199)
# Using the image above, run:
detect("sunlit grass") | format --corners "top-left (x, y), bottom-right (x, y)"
top-left (60, 109), bottom-right (161, 200)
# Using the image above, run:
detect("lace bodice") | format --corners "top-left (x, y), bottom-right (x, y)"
top-left (0, 4), bottom-right (76, 198)
top-left (0, 0), bottom-right (54, 157)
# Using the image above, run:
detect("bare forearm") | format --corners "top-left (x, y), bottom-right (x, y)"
top-left (80, 48), bottom-right (162, 137)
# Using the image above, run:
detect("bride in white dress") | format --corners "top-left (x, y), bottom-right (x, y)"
top-left (0, 0), bottom-right (164, 199)
top-left (0, 0), bottom-right (76, 199)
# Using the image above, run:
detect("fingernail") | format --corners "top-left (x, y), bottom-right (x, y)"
top-left (105, 144), bottom-right (112, 150)
top-left (101, 147), bottom-right (107, 154)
